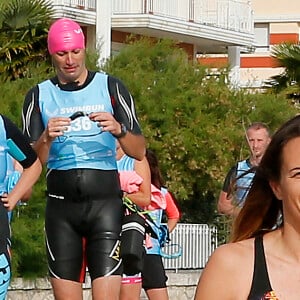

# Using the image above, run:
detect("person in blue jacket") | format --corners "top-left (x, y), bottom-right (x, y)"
top-left (0, 114), bottom-right (41, 300)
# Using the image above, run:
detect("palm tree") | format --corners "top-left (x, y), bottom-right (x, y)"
top-left (266, 43), bottom-right (300, 95)
top-left (0, 0), bottom-right (53, 81)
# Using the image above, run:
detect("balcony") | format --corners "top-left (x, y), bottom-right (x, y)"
top-left (50, 0), bottom-right (96, 24)
top-left (50, 0), bottom-right (254, 54)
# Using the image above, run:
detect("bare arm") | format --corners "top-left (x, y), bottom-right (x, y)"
top-left (217, 191), bottom-right (240, 217)
top-left (165, 191), bottom-right (180, 232)
top-left (167, 218), bottom-right (179, 233)
top-left (217, 191), bottom-right (234, 215)
top-left (118, 132), bottom-right (145, 161)
top-left (165, 191), bottom-right (181, 232)
top-left (125, 157), bottom-right (151, 207)
top-left (2, 159), bottom-right (42, 211)
top-left (13, 160), bottom-right (32, 201)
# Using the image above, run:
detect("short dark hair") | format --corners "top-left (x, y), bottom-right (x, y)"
top-left (247, 122), bottom-right (271, 137)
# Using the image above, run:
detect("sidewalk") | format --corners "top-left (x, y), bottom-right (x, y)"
top-left (141, 269), bottom-right (200, 300)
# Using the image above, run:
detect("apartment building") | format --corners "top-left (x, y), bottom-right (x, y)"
top-left (197, 0), bottom-right (300, 87)
top-left (241, 0), bottom-right (300, 87)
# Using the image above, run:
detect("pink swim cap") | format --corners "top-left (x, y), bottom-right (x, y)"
top-left (47, 18), bottom-right (85, 54)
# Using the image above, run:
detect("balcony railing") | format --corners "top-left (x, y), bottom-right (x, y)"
top-left (113, 0), bottom-right (253, 34)
top-left (51, 0), bottom-right (96, 11)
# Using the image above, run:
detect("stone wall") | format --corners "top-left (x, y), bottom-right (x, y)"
top-left (7, 270), bottom-right (201, 300)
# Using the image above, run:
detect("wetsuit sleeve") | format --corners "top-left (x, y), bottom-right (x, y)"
top-left (108, 76), bottom-right (142, 135)
top-left (22, 85), bottom-right (45, 143)
top-left (164, 191), bottom-right (181, 219)
top-left (222, 165), bottom-right (237, 193)
top-left (3, 115), bottom-right (37, 169)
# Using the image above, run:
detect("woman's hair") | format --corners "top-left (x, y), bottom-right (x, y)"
top-left (145, 149), bottom-right (165, 189)
top-left (231, 114), bottom-right (300, 242)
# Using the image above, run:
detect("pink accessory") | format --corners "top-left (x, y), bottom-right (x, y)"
top-left (147, 184), bottom-right (166, 210)
top-left (121, 276), bottom-right (142, 284)
top-left (47, 18), bottom-right (85, 54)
top-left (119, 171), bottom-right (143, 193)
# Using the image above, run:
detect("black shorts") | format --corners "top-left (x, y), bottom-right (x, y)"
top-left (0, 202), bottom-right (10, 254)
top-left (142, 254), bottom-right (168, 290)
top-left (45, 168), bottom-right (124, 282)
top-left (0, 202), bottom-right (11, 297)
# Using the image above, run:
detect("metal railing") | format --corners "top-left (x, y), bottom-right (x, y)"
top-left (51, 0), bottom-right (96, 10)
top-left (162, 223), bottom-right (218, 271)
top-left (113, 0), bottom-right (253, 34)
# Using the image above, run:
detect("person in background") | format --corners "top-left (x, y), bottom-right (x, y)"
top-left (116, 141), bottom-right (151, 300)
top-left (118, 148), bottom-right (181, 300)
top-left (194, 114), bottom-right (300, 299)
top-left (22, 18), bottom-right (145, 300)
top-left (116, 140), bottom-right (151, 209)
top-left (142, 149), bottom-right (181, 300)
top-left (0, 114), bottom-right (41, 299)
top-left (217, 122), bottom-right (271, 216)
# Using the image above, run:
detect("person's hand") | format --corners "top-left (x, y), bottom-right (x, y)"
top-left (89, 112), bottom-right (122, 136)
top-left (1, 193), bottom-right (18, 211)
top-left (45, 117), bottom-right (71, 141)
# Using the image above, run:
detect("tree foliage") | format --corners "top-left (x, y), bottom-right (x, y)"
top-left (271, 43), bottom-right (300, 84)
top-left (103, 38), bottom-right (298, 224)
top-left (265, 42), bottom-right (300, 95)
top-left (0, 0), bottom-right (53, 81)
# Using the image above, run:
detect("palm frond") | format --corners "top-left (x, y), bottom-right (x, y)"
top-left (0, 0), bottom-right (53, 80)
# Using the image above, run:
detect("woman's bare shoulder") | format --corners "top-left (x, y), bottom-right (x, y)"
top-left (209, 241), bottom-right (254, 278)
top-left (211, 238), bottom-right (254, 263)
top-left (194, 239), bottom-right (255, 299)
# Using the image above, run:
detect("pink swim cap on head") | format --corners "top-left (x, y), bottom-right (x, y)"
top-left (47, 18), bottom-right (85, 54)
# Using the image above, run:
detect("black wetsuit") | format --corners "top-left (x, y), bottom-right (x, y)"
top-left (22, 71), bottom-right (143, 282)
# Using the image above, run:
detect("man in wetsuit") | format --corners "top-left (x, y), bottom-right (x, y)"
top-left (22, 18), bottom-right (145, 300)
top-left (217, 122), bottom-right (271, 216)
top-left (0, 114), bottom-right (41, 299)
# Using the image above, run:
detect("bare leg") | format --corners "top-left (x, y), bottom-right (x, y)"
top-left (50, 278), bottom-right (83, 300)
top-left (146, 288), bottom-right (169, 300)
top-left (92, 275), bottom-right (122, 300)
top-left (120, 282), bottom-right (142, 300)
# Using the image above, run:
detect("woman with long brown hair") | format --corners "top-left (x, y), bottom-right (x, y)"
top-left (195, 115), bottom-right (300, 299)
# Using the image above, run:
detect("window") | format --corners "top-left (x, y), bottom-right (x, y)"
top-left (254, 23), bottom-right (269, 52)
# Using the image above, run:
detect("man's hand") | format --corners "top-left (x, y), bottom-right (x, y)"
top-left (46, 117), bottom-right (71, 140)
top-left (89, 112), bottom-right (122, 137)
